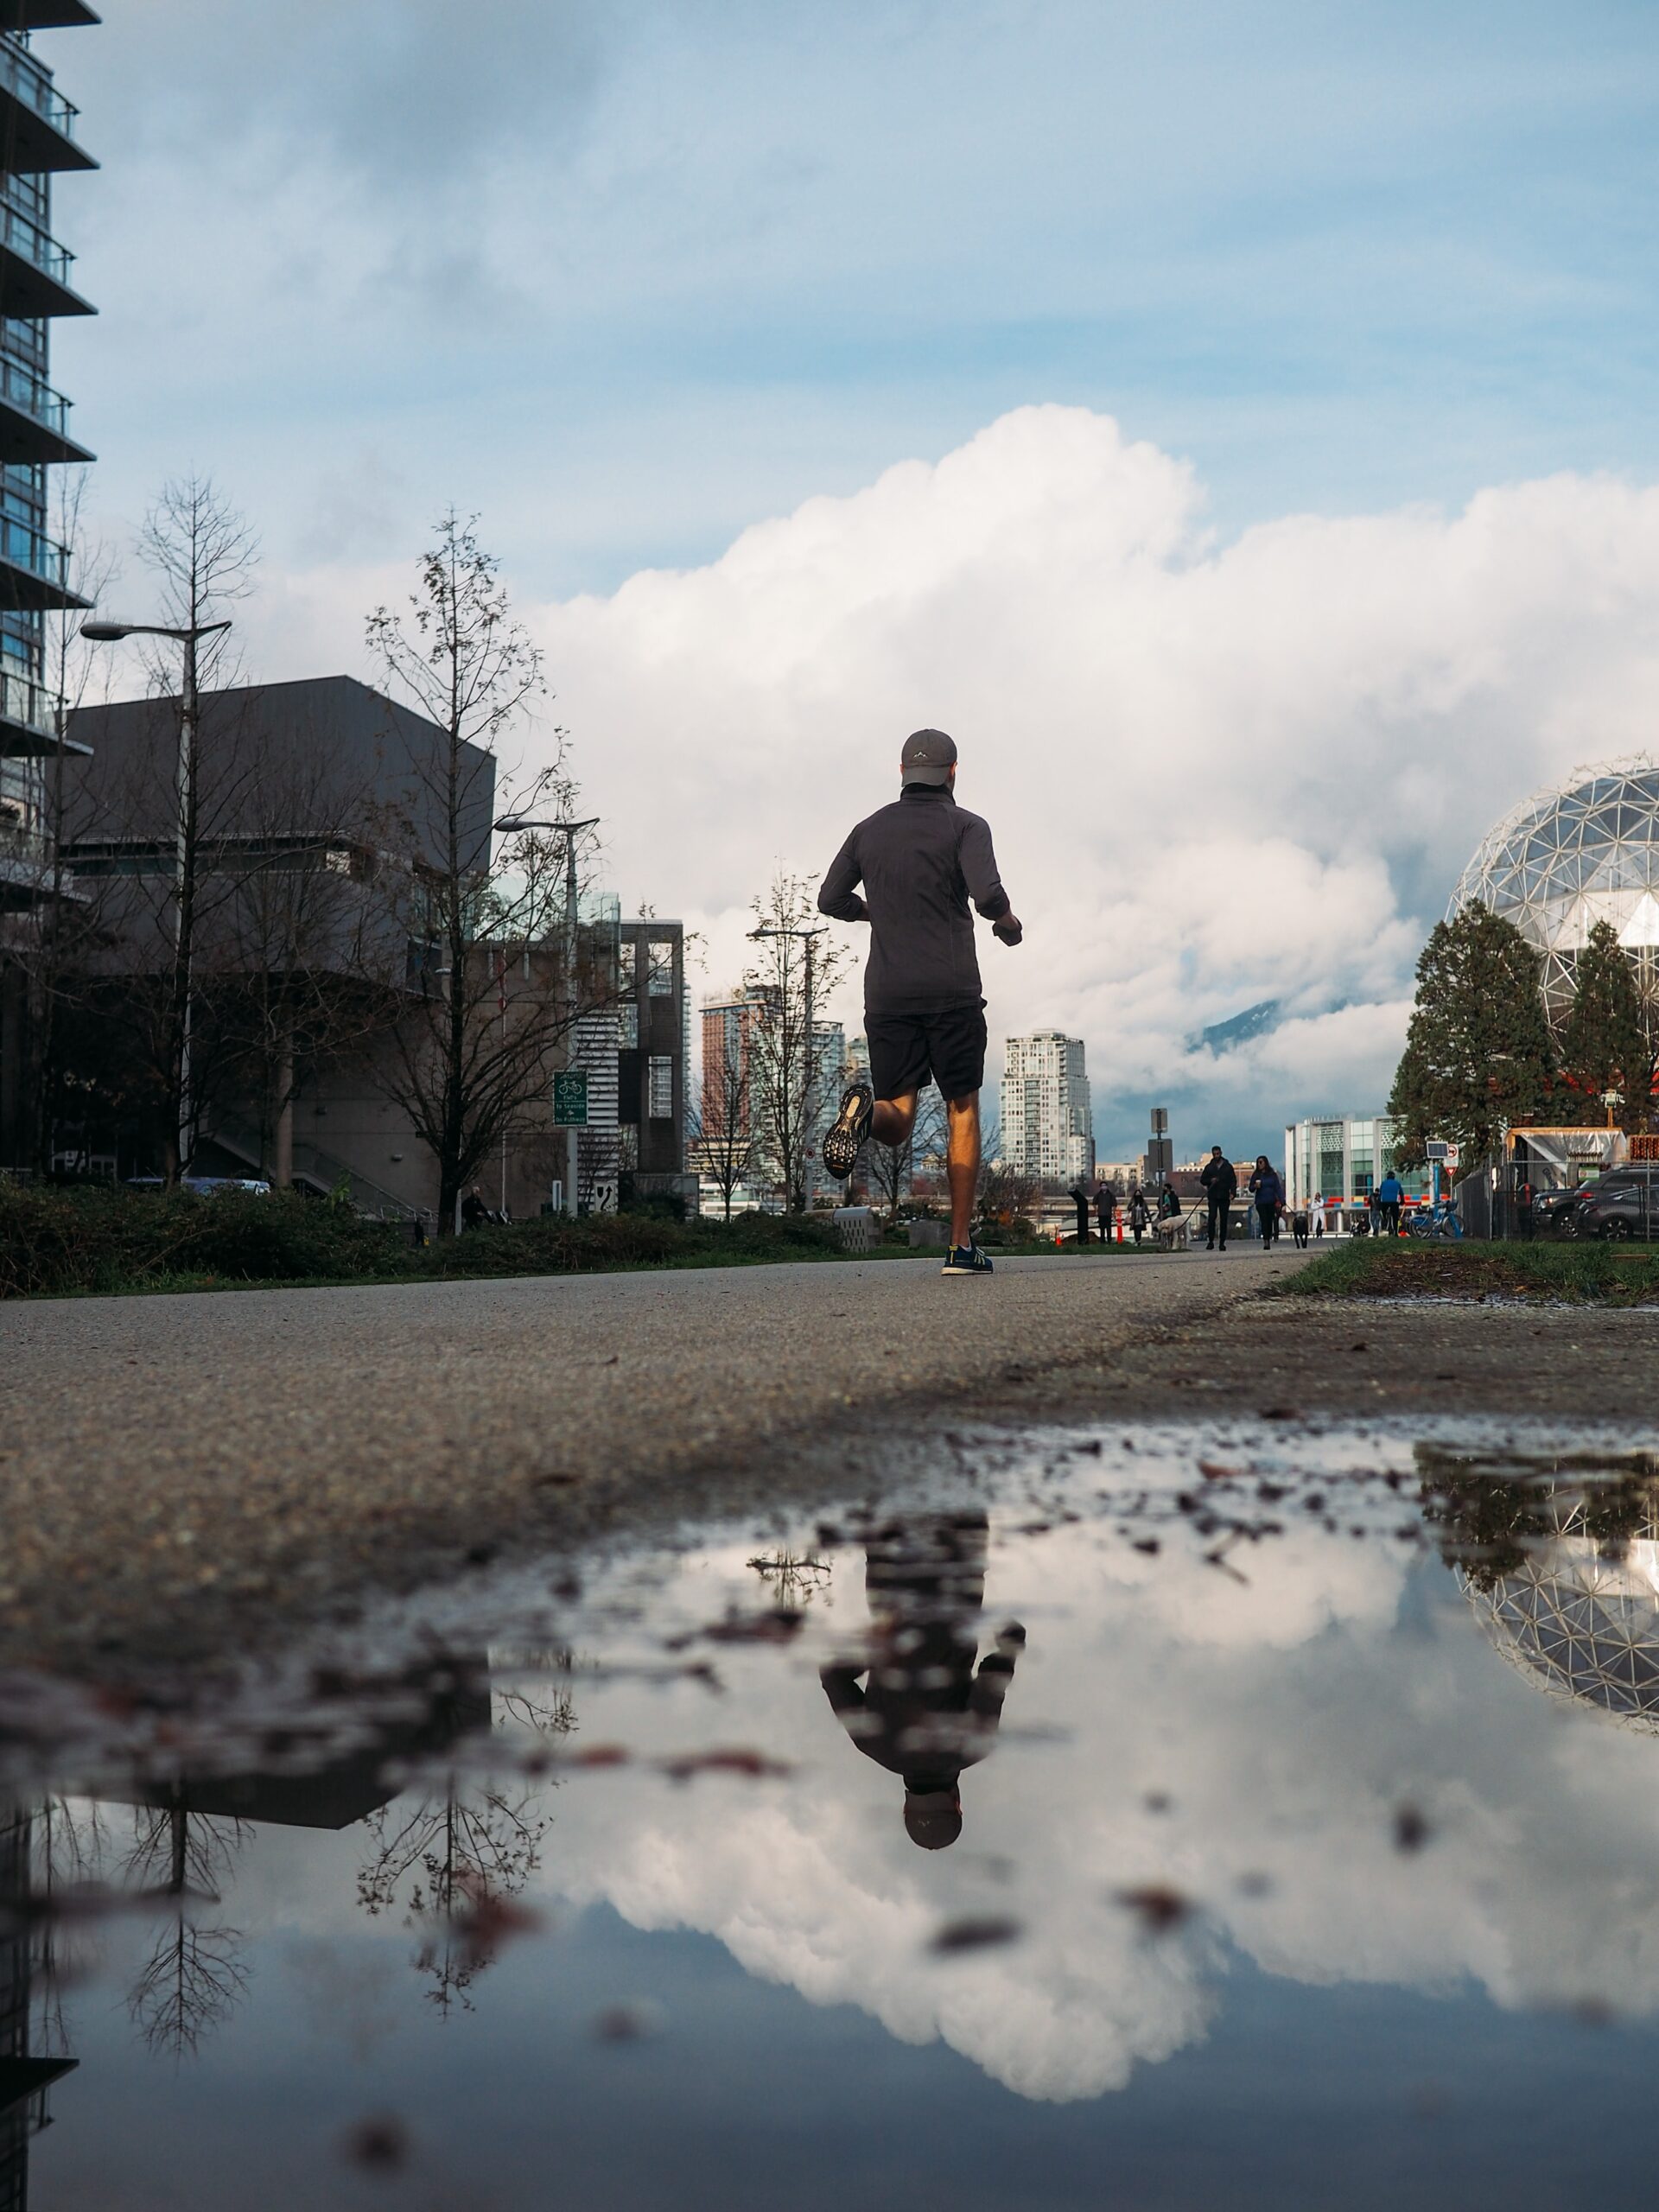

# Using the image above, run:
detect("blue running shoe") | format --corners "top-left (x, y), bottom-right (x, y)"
top-left (941, 1243), bottom-right (994, 1275)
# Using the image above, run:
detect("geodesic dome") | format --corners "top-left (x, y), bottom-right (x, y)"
top-left (1449, 758), bottom-right (1659, 1037)
top-left (1463, 1531), bottom-right (1659, 1734)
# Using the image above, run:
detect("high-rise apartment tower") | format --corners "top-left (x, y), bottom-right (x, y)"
top-left (1000, 1031), bottom-right (1093, 1185)
top-left (0, 2), bottom-right (96, 834)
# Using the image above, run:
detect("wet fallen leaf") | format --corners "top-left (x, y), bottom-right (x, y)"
top-left (1197, 1461), bottom-right (1239, 1481)
top-left (1394, 1803), bottom-right (1430, 1853)
top-left (929, 1916), bottom-right (1022, 1955)
top-left (1116, 1883), bottom-right (1191, 1933)
top-left (661, 1747), bottom-right (793, 1783)
top-left (702, 1608), bottom-right (805, 1644)
top-left (1131, 1535), bottom-right (1161, 1555)
top-left (593, 1999), bottom-right (666, 2043)
top-left (340, 2116), bottom-right (409, 2171)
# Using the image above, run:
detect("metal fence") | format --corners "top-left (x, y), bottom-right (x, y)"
top-left (1471, 1160), bottom-right (1659, 1241)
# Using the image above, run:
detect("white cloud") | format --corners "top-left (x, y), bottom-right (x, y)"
top-left (499, 405), bottom-right (1659, 1152)
top-left (198, 404), bottom-right (1659, 1154)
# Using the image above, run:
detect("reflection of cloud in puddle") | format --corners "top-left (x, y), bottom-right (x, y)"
top-left (542, 1442), bottom-right (1659, 2101)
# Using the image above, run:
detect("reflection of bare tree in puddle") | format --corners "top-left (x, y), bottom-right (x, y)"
top-left (1422, 1445), bottom-right (1659, 1731)
top-left (747, 1553), bottom-right (834, 1609)
top-left (357, 1667), bottom-right (575, 2017)
top-left (120, 1802), bottom-right (251, 2059)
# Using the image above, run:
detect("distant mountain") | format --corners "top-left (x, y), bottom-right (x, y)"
top-left (1192, 999), bottom-right (1282, 1054)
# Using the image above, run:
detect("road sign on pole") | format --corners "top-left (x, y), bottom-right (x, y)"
top-left (553, 1071), bottom-right (588, 1127)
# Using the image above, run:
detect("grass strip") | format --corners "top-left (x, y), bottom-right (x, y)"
top-left (1276, 1237), bottom-right (1659, 1305)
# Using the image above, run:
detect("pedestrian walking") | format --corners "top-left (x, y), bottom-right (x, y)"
top-left (1198, 1144), bottom-right (1236, 1250)
top-left (1248, 1156), bottom-right (1284, 1249)
top-left (1376, 1169), bottom-right (1404, 1237)
top-left (1071, 1180), bottom-right (1090, 1246)
top-left (1095, 1181), bottom-right (1116, 1243)
top-left (461, 1185), bottom-right (488, 1231)
top-left (1314, 1205), bottom-right (1325, 1240)
top-left (1128, 1185), bottom-right (1150, 1245)
top-left (818, 729), bottom-right (1023, 1278)
top-left (1516, 1177), bottom-right (1535, 1241)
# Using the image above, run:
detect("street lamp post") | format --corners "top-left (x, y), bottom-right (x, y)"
top-left (494, 812), bottom-right (597, 1217)
top-left (81, 616), bottom-right (232, 1184)
top-left (747, 922), bottom-right (825, 1211)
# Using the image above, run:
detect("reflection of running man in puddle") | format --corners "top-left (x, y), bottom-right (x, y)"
top-left (820, 1512), bottom-right (1025, 1850)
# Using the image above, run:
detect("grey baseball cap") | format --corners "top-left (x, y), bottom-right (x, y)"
top-left (900, 728), bottom-right (957, 786)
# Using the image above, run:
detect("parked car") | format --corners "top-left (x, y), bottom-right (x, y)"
top-left (1574, 1167), bottom-right (1659, 1240)
top-left (124, 1175), bottom-right (273, 1198)
top-left (1531, 1185), bottom-right (1587, 1236)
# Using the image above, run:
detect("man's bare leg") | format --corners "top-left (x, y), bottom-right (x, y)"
top-left (870, 1092), bottom-right (918, 1147)
top-left (945, 1094), bottom-right (980, 1249)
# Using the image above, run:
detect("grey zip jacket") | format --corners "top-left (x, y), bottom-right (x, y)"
top-left (818, 785), bottom-right (1010, 1012)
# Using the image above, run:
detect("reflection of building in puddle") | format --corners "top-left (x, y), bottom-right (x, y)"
top-left (1, 1810), bottom-right (77, 2212)
top-left (821, 1513), bottom-right (1024, 1850)
top-left (1422, 1446), bottom-right (1659, 1730)
top-left (0, 1644), bottom-right (508, 2186)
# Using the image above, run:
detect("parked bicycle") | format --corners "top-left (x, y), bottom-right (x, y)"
top-left (1408, 1198), bottom-right (1463, 1240)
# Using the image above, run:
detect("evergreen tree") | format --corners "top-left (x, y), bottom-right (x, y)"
top-left (1388, 904), bottom-right (1557, 1165)
top-left (1559, 918), bottom-right (1652, 1127)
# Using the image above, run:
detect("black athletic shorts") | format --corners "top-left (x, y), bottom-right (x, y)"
top-left (865, 999), bottom-right (987, 1102)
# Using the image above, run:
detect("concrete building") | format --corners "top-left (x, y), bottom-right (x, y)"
top-left (51, 676), bottom-right (648, 1218)
top-left (1284, 1115), bottom-right (1430, 1208)
top-left (1000, 1031), bottom-right (1093, 1185)
top-left (0, 0), bottom-right (99, 1173)
top-left (617, 917), bottom-right (695, 1211)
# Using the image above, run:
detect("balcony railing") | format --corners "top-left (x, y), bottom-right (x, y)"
top-left (0, 36), bottom-right (79, 143)
top-left (0, 515), bottom-right (69, 590)
top-left (0, 193), bottom-right (75, 289)
top-left (0, 351), bottom-right (71, 439)
top-left (0, 664), bottom-right (54, 737)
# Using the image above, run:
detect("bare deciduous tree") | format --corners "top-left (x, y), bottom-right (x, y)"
top-left (365, 514), bottom-right (613, 1230)
top-left (689, 1007), bottom-right (757, 1220)
top-left (742, 871), bottom-right (847, 1212)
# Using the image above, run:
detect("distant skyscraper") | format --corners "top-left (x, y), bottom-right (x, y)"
top-left (1000, 1032), bottom-right (1092, 1185)
top-left (699, 988), bottom-right (842, 1201)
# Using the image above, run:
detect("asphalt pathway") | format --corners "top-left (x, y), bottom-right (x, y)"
top-left (0, 1247), bottom-right (1303, 1666)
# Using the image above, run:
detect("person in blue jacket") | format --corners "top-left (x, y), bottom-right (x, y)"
top-left (1375, 1169), bottom-right (1404, 1236)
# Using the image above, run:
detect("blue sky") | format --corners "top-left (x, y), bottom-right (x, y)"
top-left (34, 1), bottom-right (1659, 1158)
top-left (45, 0), bottom-right (1659, 592)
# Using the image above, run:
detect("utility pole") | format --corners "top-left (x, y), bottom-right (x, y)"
top-left (81, 614), bottom-right (232, 1184)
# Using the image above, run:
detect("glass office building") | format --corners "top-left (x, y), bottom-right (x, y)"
top-left (1284, 1115), bottom-right (1430, 1209)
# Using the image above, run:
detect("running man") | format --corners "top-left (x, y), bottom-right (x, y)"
top-left (817, 728), bottom-right (1022, 1276)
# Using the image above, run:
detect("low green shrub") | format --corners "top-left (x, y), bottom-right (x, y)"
top-left (0, 1184), bottom-right (405, 1299)
top-left (0, 1182), bottom-right (847, 1299)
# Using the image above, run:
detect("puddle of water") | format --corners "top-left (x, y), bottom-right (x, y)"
top-left (7, 1419), bottom-right (1659, 2209)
